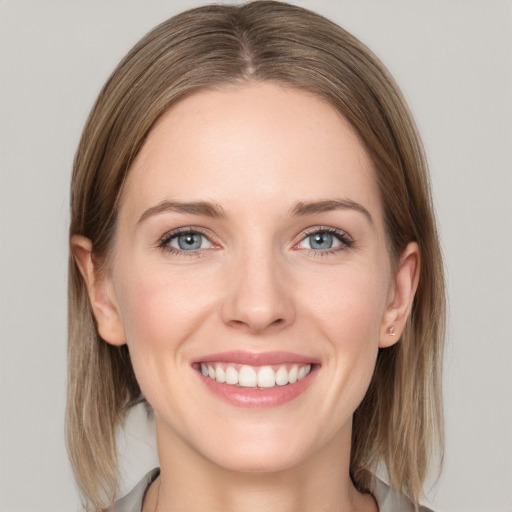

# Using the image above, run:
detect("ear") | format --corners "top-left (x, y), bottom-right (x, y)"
top-left (70, 235), bottom-right (126, 346)
top-left (379, 242), bottom-right (420, 348)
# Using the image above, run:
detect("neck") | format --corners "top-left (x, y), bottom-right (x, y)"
top-left (143, 417), bottom-right (377, 512)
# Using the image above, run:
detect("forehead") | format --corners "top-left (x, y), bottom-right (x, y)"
top-left (121, 82), bottom-right (381, 222)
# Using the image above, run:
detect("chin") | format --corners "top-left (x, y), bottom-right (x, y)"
top-left (206, 443), bottom-right (308, 474)
top-left (188, 419), bottom-right (325, 475)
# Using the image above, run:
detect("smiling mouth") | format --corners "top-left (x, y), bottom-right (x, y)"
top-left (199, 362), bottom-right (312, 389)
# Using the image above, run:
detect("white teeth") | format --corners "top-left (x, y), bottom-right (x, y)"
top-left (275, 366), bottom-right (289, 386)
top-left (225, 366), bottom-right (239, 385)
top-left (257, 366), bottom-right (276, 388)
top-left (239, 365), bottom-right (257, 387)
top-left (215, 365), bottom-right (226, 383)
top-left (201, 362), bottom-right (312, 388)
top-left (288, 365), bottom-right (298, 384)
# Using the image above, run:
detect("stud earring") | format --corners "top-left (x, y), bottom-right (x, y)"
top-left (387, 326), bottom-right (396, 336)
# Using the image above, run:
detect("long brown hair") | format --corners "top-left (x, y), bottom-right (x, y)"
top-left (67, 2), bottom-right (445, 510)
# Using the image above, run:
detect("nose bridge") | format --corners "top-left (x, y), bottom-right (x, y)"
top-left (221, 240), bottom-right (294, 333)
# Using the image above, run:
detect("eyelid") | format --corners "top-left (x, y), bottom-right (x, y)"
top-left (293, 226), bottom-right (354, 251)
top-left (158, 226), bottom-right (220, 255)
top-left (156, 225), bottom-right (353, 256)
top-left (159, 226), bottom-right (210, 242)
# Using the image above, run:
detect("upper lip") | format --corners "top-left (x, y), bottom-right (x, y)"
top-left (192, 350), bottom-right (320, 366)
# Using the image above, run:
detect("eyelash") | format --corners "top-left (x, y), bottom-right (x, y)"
top-left (158, 227), bottom-right (215, 257)
top-left (297, 226), bottom-right (354, 257)
top-left (157, 226), bottom-right (354, 257)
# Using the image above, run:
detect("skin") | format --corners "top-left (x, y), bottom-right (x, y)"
top-left (73, 82), bottom-right (419, 512)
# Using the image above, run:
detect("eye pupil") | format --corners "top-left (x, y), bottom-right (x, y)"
top-left (178, 233), bottom-right (202, 250)
top-left (310, 232), bottom-right (333, 250)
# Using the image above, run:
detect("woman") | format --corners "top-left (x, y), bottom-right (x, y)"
top-left (67, 2), bottom-right (445, 511)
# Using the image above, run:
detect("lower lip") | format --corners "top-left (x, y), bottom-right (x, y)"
top-left (197, 367), bottom-right (317, 409)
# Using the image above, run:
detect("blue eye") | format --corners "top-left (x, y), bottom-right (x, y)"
top-left (166, 232), bottom-right (213, 251)
top-left (309, 232), bottom-right (336, 250)
top-left (297, 229), bottom-right (351, 251)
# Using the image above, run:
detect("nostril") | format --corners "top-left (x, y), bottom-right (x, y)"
top-left (226, 316), bottom-right (286, 334)
top-left (220, 281), bottom-right (295, 333)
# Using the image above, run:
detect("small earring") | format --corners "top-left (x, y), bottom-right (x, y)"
top-left (387, 326), bottom-right (396, 336)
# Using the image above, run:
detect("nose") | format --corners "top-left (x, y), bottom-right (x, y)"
top-left (220, 248), bottom-right (295, 335)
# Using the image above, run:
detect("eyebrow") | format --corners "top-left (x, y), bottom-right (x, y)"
top-left (138, 200), bottom-right (227, 223)
top-left (290, 199), bottom-right (373, 224)
top-left (138, 198), bottom-right (373, 225)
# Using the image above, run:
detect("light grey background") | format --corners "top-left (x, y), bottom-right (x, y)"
top-left (1, 1), bottom-right (511, 511)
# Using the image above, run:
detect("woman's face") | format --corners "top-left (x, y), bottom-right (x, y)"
top-left (89, 82), bottom-right (414, 473)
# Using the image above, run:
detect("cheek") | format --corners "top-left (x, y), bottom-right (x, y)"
top-left (303, 264), bottom-right (388, 396)
top-left (112, 258), bottom-right (221, 364)
top-left (111, 264), bottom-right (214, 407)
top-left (303, 264), bottom-right (389, 344)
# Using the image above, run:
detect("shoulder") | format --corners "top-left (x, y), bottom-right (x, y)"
top-left (108, 468), bottom-right (160, 512)
top-left (371, 476), bottom-right (435, 512)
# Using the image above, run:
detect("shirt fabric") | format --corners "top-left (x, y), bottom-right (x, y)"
top-left (109, 468), bottom-right (434, 512)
